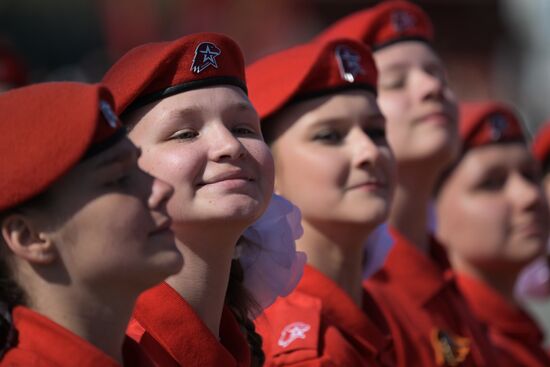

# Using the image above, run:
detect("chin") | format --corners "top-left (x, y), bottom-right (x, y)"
top-left (144, 253), bottom-right (185, 284)
top-left (410, 139), bottom-right (458, 166)
top-left (512, 241), bottom-right (547, 264)
top-left (349, 204), bottom-right (390, 227)
top-left (217, 195), bottom-right (267, 215)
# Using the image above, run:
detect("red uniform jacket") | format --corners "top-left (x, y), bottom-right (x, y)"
top-left (0, 306), bottom-right (120, 367)
top-left (457, 274), bottom-right (550, 367)
top-left (124, 282), bottom-right (251, 367)
top-left (365, 229), bottom-right (499, 367)
top-left (255, 265), bottom-right (395, 366)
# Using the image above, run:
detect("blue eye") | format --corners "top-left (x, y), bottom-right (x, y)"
top-left (170, 130), bottom-right (198, 140)
top-left (313, 130), bottom-right (343, 144)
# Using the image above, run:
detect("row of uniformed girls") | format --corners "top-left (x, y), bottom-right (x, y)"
top-left (1, 1), bottom-right (549, 366)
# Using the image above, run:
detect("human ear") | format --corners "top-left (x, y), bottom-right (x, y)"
top-left (1, 214), bottom-right (56, 264)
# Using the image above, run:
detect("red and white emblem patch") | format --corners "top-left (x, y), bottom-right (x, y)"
top-left (191, 42), bottom-right (221, 74)
top-left (278, 322), bottom-right (311, 348)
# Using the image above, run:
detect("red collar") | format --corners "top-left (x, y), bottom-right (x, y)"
top-left (457, 274), bottom-right (544, 343)
top-left (373, 228), bottom-right (456, 306)
top-left (130, 282), bottom-right (251, 366)
top-left (297, 265), bottom-right (393, 357)
top-left (2, 306), bottom-right (120, 367)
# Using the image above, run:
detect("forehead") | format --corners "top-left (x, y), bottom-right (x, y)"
top-left (125, 85), bottom-right (254, 130)
top-left (275, 90), bottom-right (379, 127)
top-left (374, 41), bottom-right (442, 70)
top-left (458, 143), bottom-right (532, 176)
top-left (144, 85), bottom-right (251, 115)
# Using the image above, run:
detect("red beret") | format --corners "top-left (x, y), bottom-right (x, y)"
top-left (532, 122), bottom-right (550, 166)
top-left (246, 38), bottom-right (378, 120)
top-left (103, 32), bottom-right (247, 115)
top-left (0, 82), bottom-right (123, 211)
top-left (459, 101), bottom-right (526, 152)
top-left (316, 0), bottom-right (434, 51)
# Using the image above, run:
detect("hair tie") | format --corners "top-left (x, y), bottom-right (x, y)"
top-left (237, 194), bottom-right (306, 318)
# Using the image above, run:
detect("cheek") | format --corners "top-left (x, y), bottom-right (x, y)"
top-left (59, 197), bottom-right (151, 272)
top-left (441, 195), bottom-right (509, 256)
top-left (378, 92), bottom-right (409, 126)
top-left (140, 145), bottom-right (202, 189)
top-left (244, 140), bottom-right (275, 197)
top-left (276, 147), bottom-right (345, 206)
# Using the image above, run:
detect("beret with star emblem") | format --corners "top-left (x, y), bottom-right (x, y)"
top-left (459, 101), bottom-right (526, 152)
top-left (103, 32), bottom-right (247, 116)
top-left (246, 38), bottom-right (378, 121)
top-left (316, 0), bottom-right (434, 51)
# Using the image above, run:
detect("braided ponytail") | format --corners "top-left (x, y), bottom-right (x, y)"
top-left (226, 259), bottom-right (265, 367)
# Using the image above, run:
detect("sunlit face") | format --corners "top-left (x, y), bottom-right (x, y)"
top-left (269, 90), bottom-right (396, 229)
top-left (39, 137), bottom-right (181, 291)
top-left (127, 86), bottom-right (274, 231)
top-left (436, 143), bottom-right (549, 272)
top-left (375, 41), bottom-right (459, 168)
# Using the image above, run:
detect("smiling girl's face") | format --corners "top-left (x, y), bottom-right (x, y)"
top-left (267, 90), bottom-right (395, 229)
top-left (126, 86), bottom-right (275, 230)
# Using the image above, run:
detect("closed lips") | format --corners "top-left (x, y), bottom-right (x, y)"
top-left (198, 170), bottom-right (254, 186)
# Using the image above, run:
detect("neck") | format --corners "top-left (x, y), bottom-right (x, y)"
top-left (166, 224), bottom-right (242, 338)
top-left (451, 255), bottom-right (521, 305)
top-left (25, 276), bottom-right (135, 364)
top-left (298, 220), bottom-right (372, 307)
top-left (389, 162), bottom-right (439, 253)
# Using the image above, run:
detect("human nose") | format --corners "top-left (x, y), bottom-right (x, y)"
top-left (414, 68), bottom-right (447, 102)
top-left (208, 124), bottom-right (246, 162)
top-left (351, 128), bottom-right (383, 169)
top-left (511, 173), bottom-right (545, 214)
top-left (148, 177), bottom-right (174, 211)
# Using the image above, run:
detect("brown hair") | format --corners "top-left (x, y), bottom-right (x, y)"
top-left (226, 259), bottom-right (265, 367)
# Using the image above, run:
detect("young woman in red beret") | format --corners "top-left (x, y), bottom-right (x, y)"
top-left (246, 37), bottom-right (397, 366)
top-left (435, 101), bottom-right (550, 367)
top-left (0, 82), bottom-right (180, 366)
top-left (317, 2), bottom-right (500, 366)
top-left (515, 122), bottom-right (550, 301)
top-left (103, 33), bottom-right (292, 367)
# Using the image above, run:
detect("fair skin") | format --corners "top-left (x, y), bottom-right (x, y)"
top-left (436, 143), bottom-right (550, 304)
top-left (267, 90), bottom-right (396, 306)
top-left (127, 85), bottom-right (274, 337)
top-left (1, 137), bottom-right (180, 363)
top-left (374, 41), bottom-right (459, 252)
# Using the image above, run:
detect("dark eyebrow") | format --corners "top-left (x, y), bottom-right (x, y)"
top-left (226, 101), bottom-right (256, 114)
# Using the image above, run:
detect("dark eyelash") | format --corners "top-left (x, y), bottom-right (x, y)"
top-left (171, 130), bottom-right (198, 140)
